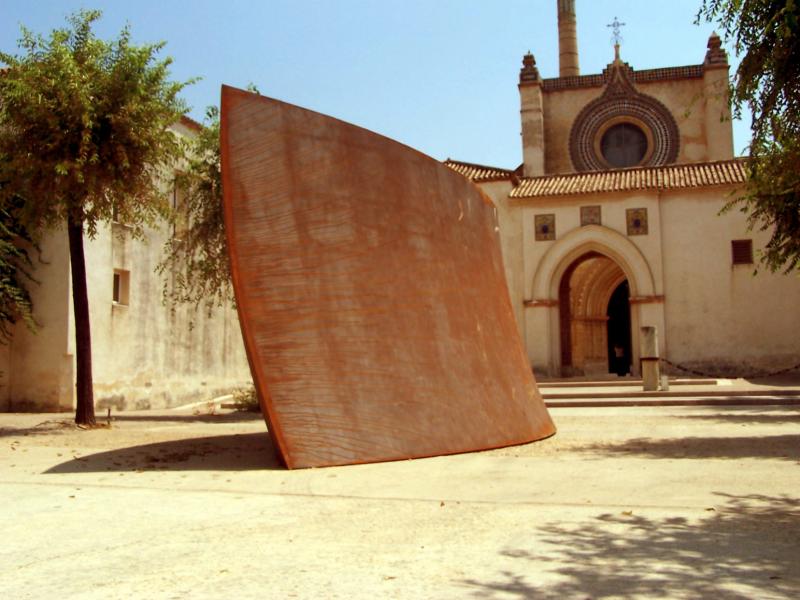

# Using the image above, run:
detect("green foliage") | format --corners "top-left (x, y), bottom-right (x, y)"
top-left (157, 106), bottom-right (233, 312)
top-left (0, 9), bottom-right (193, 423)
top-left (698, 0), bottom-right (800, 272)
top-left (0, 198), bottom-right (36, 342)
top-left (158, 84), bottom-right (264, 312)
top-left (0, 9), bottom-right (191, 237)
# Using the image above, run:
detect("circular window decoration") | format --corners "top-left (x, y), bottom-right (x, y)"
top-left (600, 123), bottom-right (648, 168)
top-left (570, 93), bottom-right (679, 172)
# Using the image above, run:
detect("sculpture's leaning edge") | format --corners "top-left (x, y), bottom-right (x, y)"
top-left (220, 85), bottom-right (555, 468)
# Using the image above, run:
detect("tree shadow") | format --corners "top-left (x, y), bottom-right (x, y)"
top-left (743, 374), bottom-right (800, 388)
top-left (577, 434), bottom-right (800, 461)
top-left (0, 419), bottom-right (80, 438)
top-left (44, 432), bottom-right (282, 472)
top-left (677, 406), bottom-right (800, 425)
top-left (105, 411), bottom-right (264, 424)
top-left (460, 493), bottom-right (800, 598)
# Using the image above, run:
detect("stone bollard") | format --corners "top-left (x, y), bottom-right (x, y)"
top-left (640, 326), bottom-right (660, 391)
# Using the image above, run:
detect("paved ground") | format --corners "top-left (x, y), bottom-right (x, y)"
top-left (1, 402), bottom-right (799, 599)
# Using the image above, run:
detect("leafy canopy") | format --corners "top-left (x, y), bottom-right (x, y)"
top-left (698, 0), bottom-right (800, 272)
top-left (0, 9), bottom-right (191, 238)
top-left (0, 198), bottom-right (36, 343)
top-left (157, 105), bottom-right (233, 312)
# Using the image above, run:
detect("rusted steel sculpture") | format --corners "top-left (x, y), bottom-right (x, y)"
top-left (220, 85), bottom-right (555, 468)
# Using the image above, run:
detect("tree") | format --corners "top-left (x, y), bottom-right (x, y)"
top-left (158, 106), bottom-right (233, 313)
top-left (698, 0), bottom-right (800, 272)
top-left (0, 10), bottom-right (190, 424)
top-left (158, 83), bottom-right (261, 313)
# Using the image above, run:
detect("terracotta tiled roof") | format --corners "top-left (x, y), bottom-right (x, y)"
top-left (444, 159), bottom-right (517, 183)
top-left (510, 159), bottom-right (748, 199)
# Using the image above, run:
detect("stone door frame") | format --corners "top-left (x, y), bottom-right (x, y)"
top-left (528, 225), bottom-right (664, 377)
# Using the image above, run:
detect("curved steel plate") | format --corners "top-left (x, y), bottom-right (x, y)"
top-left (221, 85), bottom-right (555, 468)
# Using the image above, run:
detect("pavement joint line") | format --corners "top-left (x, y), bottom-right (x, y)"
top-left (0, 479), bottom-right (747, 512)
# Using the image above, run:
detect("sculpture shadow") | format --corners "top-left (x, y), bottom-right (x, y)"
top-left (459, 493), bottom-right (799, 598)
top-left (44, 432), bottom-right (282, 473)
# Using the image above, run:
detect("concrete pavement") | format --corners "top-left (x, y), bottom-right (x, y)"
top-left (1, 404), bottom-right (799, 599)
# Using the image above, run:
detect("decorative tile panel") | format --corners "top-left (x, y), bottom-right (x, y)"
top-left (580, 205), bottom-right (601, 226)
top-left (535, 214), bottom-right (556, 241)
top-left (626, 208), bottom-right (648, 235)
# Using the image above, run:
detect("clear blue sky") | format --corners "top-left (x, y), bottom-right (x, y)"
top-left (2, 0), bottom-right (750, 169)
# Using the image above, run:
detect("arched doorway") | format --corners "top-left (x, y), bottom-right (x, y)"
top-left (607, 281), bottom-right (632, 375)
top-left (558, 252), bottom-right (630, 377)
top-left (529, 225), bottom-right (662, 377)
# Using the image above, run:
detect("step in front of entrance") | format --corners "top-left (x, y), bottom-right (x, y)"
top-left (538, 377), bottom-right (718, 388)
top-left (543, 390), bottom-right (800, 408)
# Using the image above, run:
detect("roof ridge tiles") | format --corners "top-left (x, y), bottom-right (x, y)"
top-left (443, 158), bottom-right (512, 172)
top-left (508, 158), bottom-right (747, 199)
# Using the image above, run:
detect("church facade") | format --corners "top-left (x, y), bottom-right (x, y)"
top-left (447, 0), bottom-right (800, 378)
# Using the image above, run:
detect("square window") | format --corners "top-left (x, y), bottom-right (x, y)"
top-left (580, 205), bottom-right (601, 226)
top-left (626, 208), bottom-right (648, 236)
top-left (731, 239), bottom-right (753, 265)
top-left (113, 269), bottom-right (130, 305)
top-left (535, 214), bottom-right (556, 241)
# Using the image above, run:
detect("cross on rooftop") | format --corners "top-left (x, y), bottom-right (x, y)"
top-left (607, 16), bottom-right (626, 46)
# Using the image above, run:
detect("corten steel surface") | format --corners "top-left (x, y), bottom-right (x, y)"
top-left (220, 85), bottom-right (555, 469)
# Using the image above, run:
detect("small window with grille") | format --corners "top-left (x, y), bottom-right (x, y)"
top-left (731, 239), bottom-right (753, 265)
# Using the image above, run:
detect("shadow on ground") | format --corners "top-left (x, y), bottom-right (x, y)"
top-left (108, 412), bottom-right (263, 424)
top-left (677, 406), bottom-right (800, 425)
top-left (0, 411), bottom-right (263, 438)
top-left (460, 493), bottom-right (800, 599)
top-left (44, 432), bottom-right (282, 473)
top-left (576, 434), bottom-right (800, 461)
top-left (743, 374), bottom-right (800, 388)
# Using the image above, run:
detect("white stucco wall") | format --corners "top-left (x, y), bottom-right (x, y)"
top-left (659, 188), bottom-right (800, 373)
top-left (5, 217), bottom-right (250, 412)
top-left (84, 220), bottom-right (251, 411)
top-left (5, 230), bottom-right (74, 410)
top-left (479, 181), bottom-right (523, 336)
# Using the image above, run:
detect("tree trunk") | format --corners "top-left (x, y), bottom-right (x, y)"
top-left (67, 214), bottom-right (96, 426)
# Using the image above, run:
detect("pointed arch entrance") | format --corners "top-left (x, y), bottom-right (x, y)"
top-left (527, 225), bottom-right (663, 377)
top-left (558, 252), bottom-right (631, 376)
